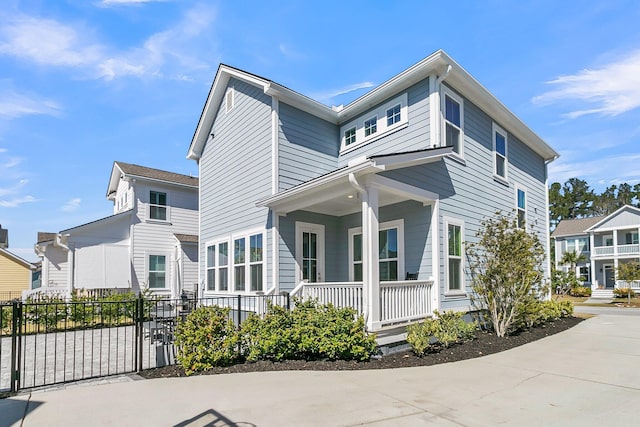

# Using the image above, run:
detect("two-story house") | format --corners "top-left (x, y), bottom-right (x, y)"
top-left (187, 50), bottom-right (558, 337)
top-left (0, 225), bottom-right (37, 301)
top-left (552, 205), bottom-right (640, 294)
top-left (33, 161), bottom-right (199, 299)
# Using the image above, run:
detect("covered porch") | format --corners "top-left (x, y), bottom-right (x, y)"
top-left (258, 147), bottom-right (451, 331)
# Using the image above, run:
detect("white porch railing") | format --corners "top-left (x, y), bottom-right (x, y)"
top-left (22, 287), bottom-right (70, 301)
top-left (593, 244), bottom-right (640, 257)
top-left (618, 244), bottom-right (640, 255)
top-left (290, 279), bottom-right (435, 330)
top-left (592, 246), bottom-right (614, 256)
top-left (615, 280), bottom-right (640, 290)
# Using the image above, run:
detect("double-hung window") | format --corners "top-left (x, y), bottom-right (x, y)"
top-left (446, 219), bottom-right (464, 293)
top-left (625, 232), bottom-right (639, 245)
top-left (206, 241), bottom-right (229, 291)
top-left (386, 104), bottom-right (401, 126)
top-left (234, 238), bottom-right (246, 291)
top-left (443, 89), bottom-right (463, 156)
top-left (493, 123), bottom-right (508, 179)
top-left (349, 220), bottom-right (404, 282)
top-left (517, 188), bottom-right (526, 228)
top-left (148, 255), bottom-right (166, 289)
top-left (344, 127), bottom-right (356, 146)
top-left (249, 234), bottom-right (263, 291)
top-left (149, 191), bottom-right (167, 220)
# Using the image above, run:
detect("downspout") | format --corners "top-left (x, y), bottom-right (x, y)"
top-left (432, 65), bottom-right (452, 148)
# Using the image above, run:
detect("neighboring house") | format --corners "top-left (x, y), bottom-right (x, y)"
top-left (1, 247), bottom-right (36, 301)
top-left (33, 161), bottom-right (199, 299)
top-left (552, 205), bottom-right (640, 292)
top-left (187, 49), bottom-right (558, 335)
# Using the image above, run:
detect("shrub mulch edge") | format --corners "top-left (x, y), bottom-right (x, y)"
top-left (139, 316), bottom-right (583, 379)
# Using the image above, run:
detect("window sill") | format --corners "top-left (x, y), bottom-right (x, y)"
top-left (145, 219), bottom-right (172, 225)
top-left (444, 291), bottom-right (467, 298)
top-left (446, 152), bottom-right (466, 166)
top-left (339, 122), bottom-right (409, 155)
top-left (493, 174), bottom-right (509, 187)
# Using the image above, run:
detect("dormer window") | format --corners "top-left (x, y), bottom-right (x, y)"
top-left (344, 127), bottom-right (356, 146)
top-left (150, 191), bottom-right (167, 221)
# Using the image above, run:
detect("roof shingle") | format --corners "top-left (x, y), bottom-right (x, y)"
top-left (551, 217), bottom-right (603, 238)
top-left (116, 161), bottom-right (198, 187)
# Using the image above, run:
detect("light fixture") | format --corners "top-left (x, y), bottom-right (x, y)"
top-left (347, 194), bottom-right (354, 199)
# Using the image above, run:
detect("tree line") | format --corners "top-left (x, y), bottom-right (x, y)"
top-left (549, 178), bottom-right (640, 229)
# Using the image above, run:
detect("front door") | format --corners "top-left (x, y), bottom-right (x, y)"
top-left (604, 265), bottom-right (615, 288)
top-left (295, 222), bottom-right (325, 283)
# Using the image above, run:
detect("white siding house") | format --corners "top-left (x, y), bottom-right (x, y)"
top-left (33, 162), bottom-right (199, 299)
top-left (188, 50), bottom-right (558, 336)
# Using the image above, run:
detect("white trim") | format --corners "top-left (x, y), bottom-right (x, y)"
top-left (430, 200), bottom-right (440, 309)
top-left (492, 122), bottom-right (508, 181)
top-left (271, 214), bottom-right (280, 293)
top-left (339, 93), bottom-right (409, 153)
top-left (348, 219), bottom-right (405, 282)
top-left (145, 251), bottom-right (172, 292)
top-left (294, 222), bottom-right (325, 284)
top-left (441, 85), bottom-right (464, 159)
top-left (271, 97), bottom-right (279, 194)
top-left (444, 217), bottom-right (465, 295)
top-left (148, 188), bottom-right (170, 223)
top-left (225, 86), bottom-right (234, 114)
top-left (516, 185), bottom-right (527, 228)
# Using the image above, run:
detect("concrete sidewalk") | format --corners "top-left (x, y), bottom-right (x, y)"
top-left (1, 309), bottom-right (639, 427)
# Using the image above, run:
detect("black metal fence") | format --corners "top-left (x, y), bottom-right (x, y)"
top-left (0, 293), bottom-right (289, 393)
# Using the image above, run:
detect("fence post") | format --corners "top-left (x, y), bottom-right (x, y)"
top-left (10, 301), bottom-right (22, 393)
top-left (136, 294), bottom-right (144, 373)
top-left (236, 294), bottom-right (242, 328)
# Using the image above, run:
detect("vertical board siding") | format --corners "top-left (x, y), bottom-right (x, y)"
top-left (338, 79), bottom-right (431, 167)
top-left (278, 103), bottom-right (339, 191)
top-left (199, 78), bottom-right (273, 287)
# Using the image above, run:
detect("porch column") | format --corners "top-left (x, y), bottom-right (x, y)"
top-left (589, 232), bottom-right (596, 288)
top-left (362, 184), bottom-right (380, 331)
top-left (613, 230), bottom-right (618, 256)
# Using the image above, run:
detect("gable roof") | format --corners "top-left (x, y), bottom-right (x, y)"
top-left (584, 204), bottom-right (640, 232)
top-left (174, 233), bottom-right (198, 244)
top-left (0, 247), bottom-right (35, 269)
top-left (551, 216), bottom-right (604, 238)
top-left (107, 161), bottom-right (199, 198)
top-left (187, 49), bottom-right (558, 163)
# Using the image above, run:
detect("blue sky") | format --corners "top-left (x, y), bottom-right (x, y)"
top-left (2, 0), bottom-right (640, 262)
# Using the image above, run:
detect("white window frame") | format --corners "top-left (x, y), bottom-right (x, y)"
top-left (148, 189), bottom-right (170, 222)
top-left (295, 222), bottom-right (325, 284)
top-left (364, 115), bottom-right (377, 137)
top-left (444, 217), bottom-right (465, 295)
top-left (339, 93), bottom-right (408, 153)
top-left (441, 86), bottom-right (464, 159)
top-left (146, 252), bottom-right (170, 291)
top-left (492, 122), bottom-right (508, 182)
top-left (225, 87), bottom-right (234, 113)
top-left (386, 103), bottom-right (401, 126)
top-left (348, 219), bottom-right (405, 282)
top-left (208, 229), bottom-right (266, 294)
top-left (516, 186), bottom-right (526, 229)
top-left (344, 126), bottom-right (356, 146)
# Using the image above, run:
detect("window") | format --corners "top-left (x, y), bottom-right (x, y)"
top-left (206, 241), bottom-right (228, 291)
top-left (344, 127), bottom-right (356, 146)
top-left (364, 116), bottom-right (377, 137)
top-left (446, 220), bottom-right (463, 292)
top-left (493, 123), bottom-right (507, 179)
top-left (225, 87), bottom-right (234, 113)
top-left (234, 238), bottom-right (246, 291)
top-left (517, 188), bottom-right (526, 228)
top-left (579, 266), bottom-right (590, 282)
top-left (566, 240), bottom-right (576, 254)
top-left (625, 232), bottom-right (639, 245)
top-left (386, 104), bottom-right (401, 126)
top-left (349, 220), bottom-right (404, 282)
top-left (604, 235), bottom-right (614, 247)
top-left (577, 238), bottom-right (589, 253)
top-left (148, 255), bottom-right (166, 289)
top-left (149, 191), bottom-right (167, 220)
top-left (249, 234), bottom-right (263, 292)
top-left (443, 89), bottom-right (463, 155)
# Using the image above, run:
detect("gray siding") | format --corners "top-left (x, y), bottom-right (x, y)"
top-left (278, 103), bottom-right (339, 191)
top-left (592, 209), bottom-right (640, 229)
top-left (338, 79), bottom-right (431, 166)
top-left (199, 78), bottom-right (273, 287)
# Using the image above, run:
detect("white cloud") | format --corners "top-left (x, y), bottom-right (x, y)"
top-left (0, 195), bottom-right (36, 208)
top-left (0, 88), bottom-right (62, 119)
top-left (0, 6), bottom-right (216, 81)
top-left (311, 82), bottom-right (376, 104)
top-left (61, 198), bottom-right (82, 212)
top-left (533, 50), bottom-right (640, 118)
top-left (548, 152), bottom-right (640, 189)
top-left (0, 179), bottom-right (27, 197)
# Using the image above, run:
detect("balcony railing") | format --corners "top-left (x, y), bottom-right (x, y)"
top-left (616, 280), bottom-right (640, 290)
top-left (592, 244), bottom-right (640, 257)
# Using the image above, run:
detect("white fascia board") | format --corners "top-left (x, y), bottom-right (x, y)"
top-left (584, 205), bottom-right (640, 232)
top-left (0, 248), bottom-right (34, 269)
top-left (106, 162), bottom-right (125, 199)
top-left (370, 146), bottom-right (453, 170)
top-left (255, 161), bottom-right (378, 209)
top-left (368, 175), bottom-right (439, 204)
top-left (60, 210), bottom-right (132, 234)
top-left (265, 83), bottom-right (337, 123)
top-left (124, 174), bottom-right (198, 190)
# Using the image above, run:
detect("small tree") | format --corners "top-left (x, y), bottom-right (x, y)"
top-left (560, 250), bottom-right (586, 275)
top-left (616, 261), bottom-right (640, 304)
top-left (467, 212), bottom-right (546, 337)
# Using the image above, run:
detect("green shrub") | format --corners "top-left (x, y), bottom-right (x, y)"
top-left (569, 286), bottom-right (591, 297)
top-left (24, 296), bottom-right (69, 331)
top-left (174, 306), bottom-right (239, 375)
top-left (406, 310), bottom-right (477, 356)
top-left (1, 305), bottom-right (11, 334)
top-left (613, 287), bottom-right (636, 298)
top-left (240, 299), bottom-right (377, 362)
top-left (515, 299), bottom-right (574, 330)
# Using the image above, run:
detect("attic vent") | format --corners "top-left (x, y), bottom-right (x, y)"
top-left (225, 87), bottom-right (234, 113)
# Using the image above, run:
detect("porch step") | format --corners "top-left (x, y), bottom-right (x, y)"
top-left (591, 289), bottom-right (614, 298)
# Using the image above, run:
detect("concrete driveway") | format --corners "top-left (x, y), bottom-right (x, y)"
top-left (1, 308), bottom-right (639, 427)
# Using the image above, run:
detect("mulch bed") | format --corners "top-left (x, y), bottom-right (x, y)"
top-left (138, 316), bottom-right (583, 379)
